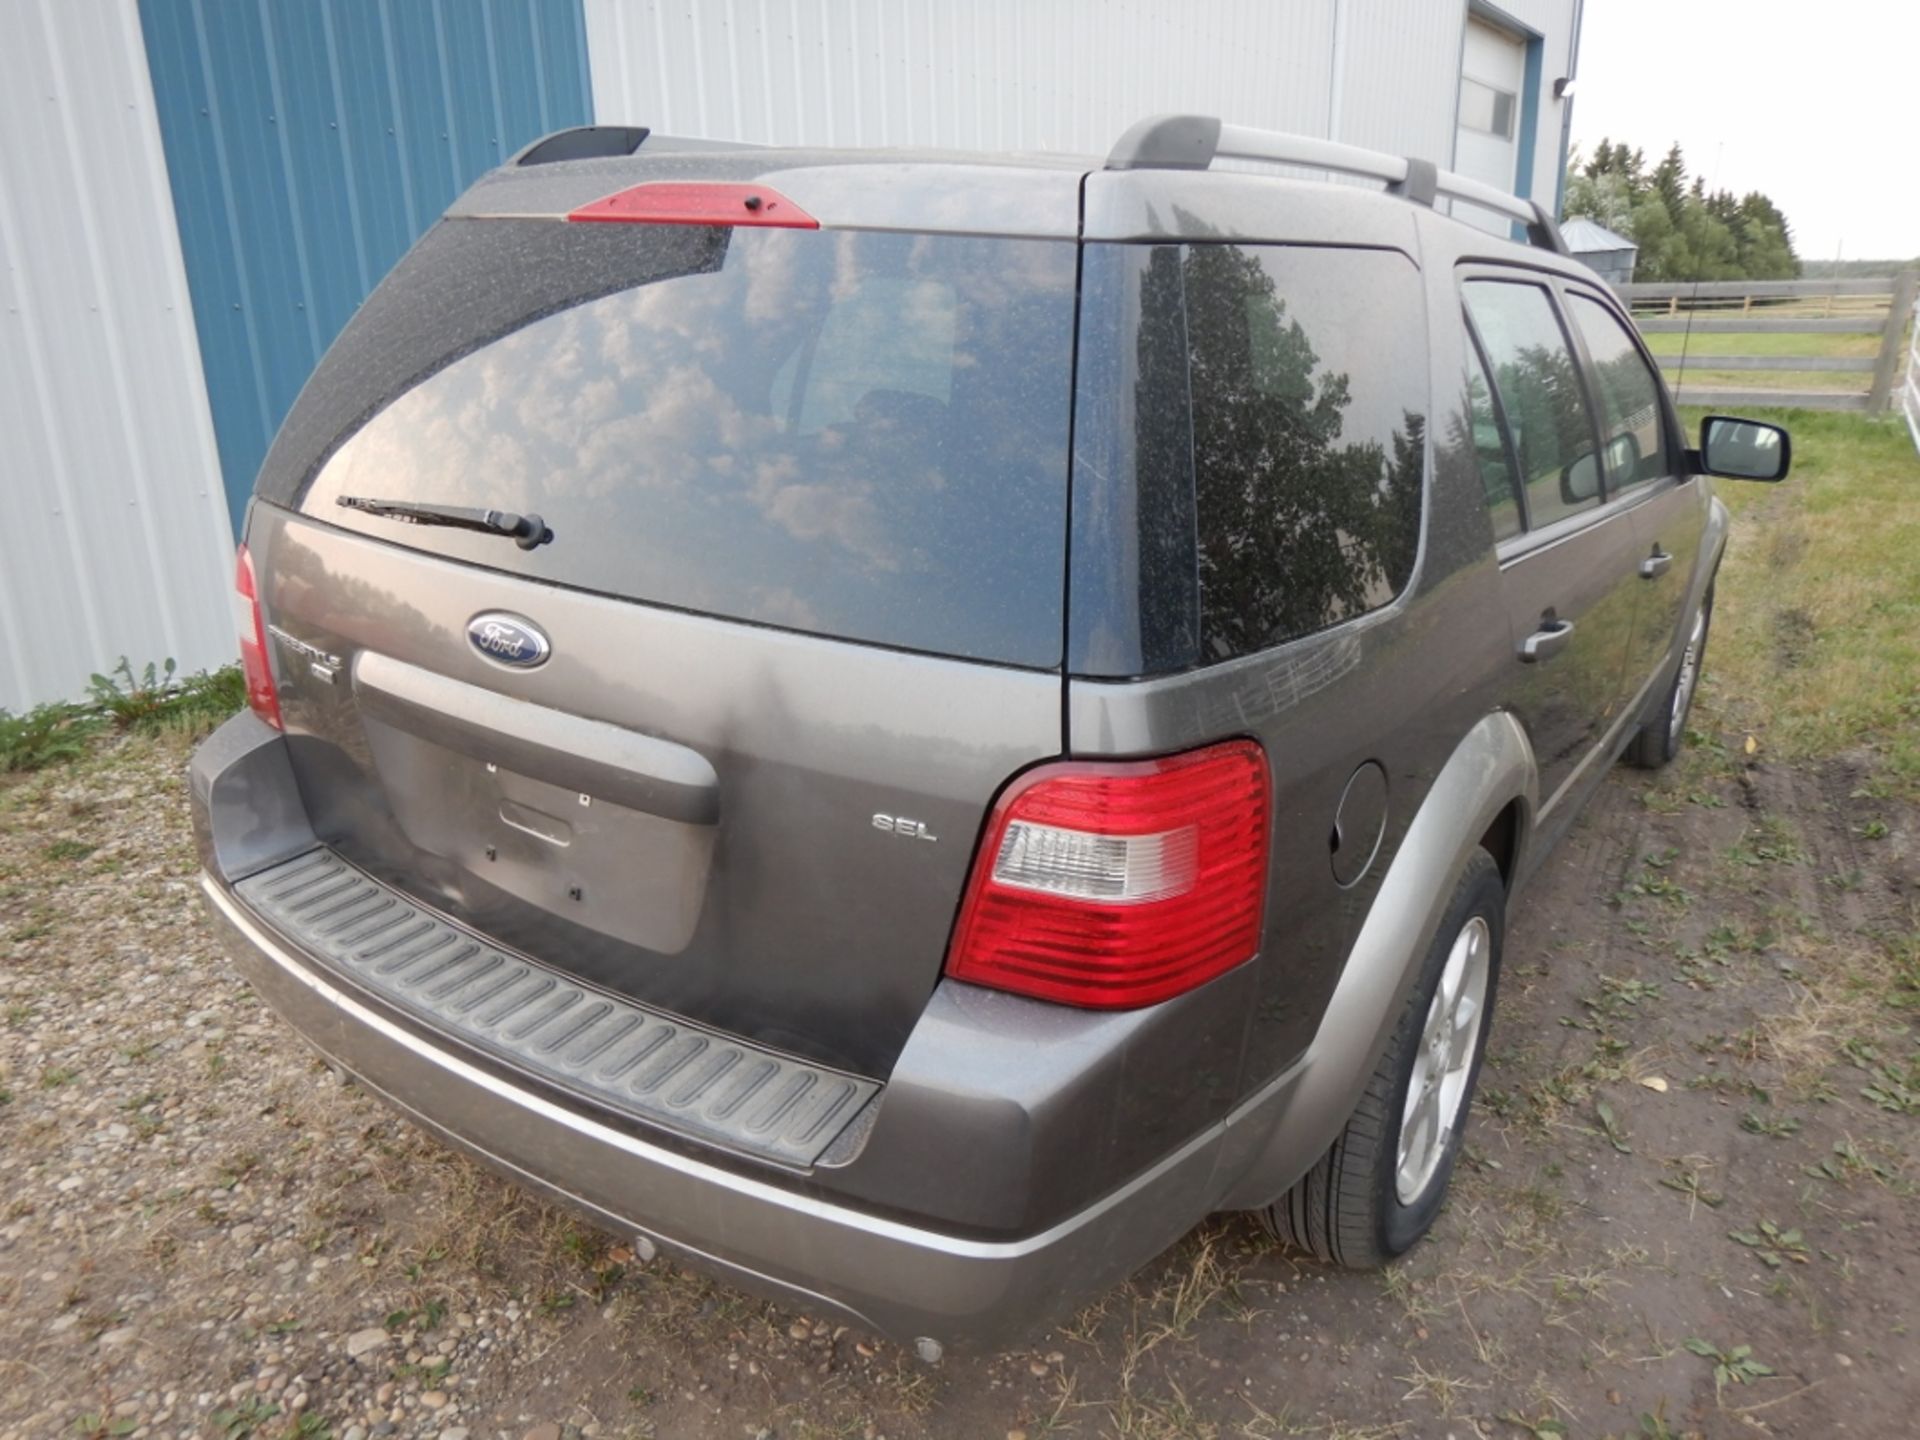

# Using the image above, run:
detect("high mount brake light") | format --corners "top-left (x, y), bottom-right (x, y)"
top-left (234, 545), bottom-right (282, 731)
top-left (945, 740), bottom-right (1270, 1009)
top-left (567, 182), bottom-right (819, 228)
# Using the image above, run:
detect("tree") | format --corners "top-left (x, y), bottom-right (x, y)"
top-left (1563, 138), bottom-right (1799, 282)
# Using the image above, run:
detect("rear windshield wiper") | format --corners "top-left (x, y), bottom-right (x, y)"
top-left (335, 495), bottom-right (552, 550)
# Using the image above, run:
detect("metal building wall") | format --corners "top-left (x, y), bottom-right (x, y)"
top-left (139, 0), bottom-right (596, 536)
top-left (583, 0), bottom-right (1575, 205)
top-left (0, 1), bottom-right (236, 712)
top-left (585, 0), bottom-right (1339, 156)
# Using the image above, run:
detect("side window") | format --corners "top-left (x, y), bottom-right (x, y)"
top-left (1566, 293), bottom-right (1671, 491)
top-left (1462, 280), bottom-right (1602, 530)
top-left (1182, 245), bottom-right (1428, 662)
top-left (1464, 339), bottom-right (1523, 541)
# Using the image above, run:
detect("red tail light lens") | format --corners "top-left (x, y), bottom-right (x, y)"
top-left (945, 740), bottom-right (1270, 1009)
top-left (567, 182), bottom-right (819, 228)
top-left (234, 544), bottom-right (282, 731)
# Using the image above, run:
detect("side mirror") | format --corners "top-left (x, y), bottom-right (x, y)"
top-left (1560, 450), bottom-right (1602, 505)
top-left (1699, 415), bottom-right (1791, 481)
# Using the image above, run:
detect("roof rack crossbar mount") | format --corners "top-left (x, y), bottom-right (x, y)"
top-left (1109, 114), bottom-right (1562, 249)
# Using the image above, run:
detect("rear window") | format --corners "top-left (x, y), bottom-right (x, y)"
top-left (1070, 244), bottom-right (1428, 677)
top-left (280, 221), bottom-right (1077, 668)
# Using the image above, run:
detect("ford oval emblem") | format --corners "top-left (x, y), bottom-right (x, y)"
top-left (467, 612), bottom-right (551, 669)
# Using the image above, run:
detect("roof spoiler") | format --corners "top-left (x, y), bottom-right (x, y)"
top-left (1106, 113), bottom-right (1569, 255)
top-left (510, 125), bottom-right (771, 168)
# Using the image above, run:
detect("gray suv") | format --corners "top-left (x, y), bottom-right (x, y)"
top-left (189, 115), bottom-right (1791, 1355)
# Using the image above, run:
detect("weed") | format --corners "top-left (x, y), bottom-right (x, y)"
top-left (1659, 1164), bottom-right (1725, 1211)
top-left (1727, 1219), bottom-right (1811, 1268)
top-left (1682, 1337), bottom-right (1775, 1396)
top-left (1727, 816), bottom-right (1806, 868)
top-left (210, 1396), bottom-right (280, 1439)
top-left (1497, 1413), bottom-right (1568, 1439)
top-left (69, 1416), bottom-right (137, 1439)
top-left (0, 702), bottom-right (102, 772)
top-left (1802, 1138), bottom-right (1898, 1187)
top-left (43, 838), bottom-right (97, 863)
top-left (40, 1066), bottom-right (77, 1090)
top-left (1594, 1100), bottom-right (1632, 1154)
top-left (1740, 1111), bottom-right (1803, 1138)
top-left (87, 658), bottom-right (245, 738)
top-left (1859, 1059), bottom-right (1920, 1115)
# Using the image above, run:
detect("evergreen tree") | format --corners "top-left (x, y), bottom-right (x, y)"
top-left (1562, 137), bottom-right (1799, 282)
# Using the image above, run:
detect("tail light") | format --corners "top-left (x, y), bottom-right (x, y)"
top-left (945, 740), bottom-right (1270, 1009)
top-left (234, 544), bottom-right (282, 731)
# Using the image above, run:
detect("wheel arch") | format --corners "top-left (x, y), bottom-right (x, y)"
top-left (1213, 710), bottom-right (1538, 1210)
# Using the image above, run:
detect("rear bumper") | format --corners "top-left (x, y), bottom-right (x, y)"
top-left (201, 875), bottom-right (1246, 1349)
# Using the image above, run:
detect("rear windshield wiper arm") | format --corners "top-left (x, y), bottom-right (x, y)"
top-left (336, 495), bottom-right (552, 550)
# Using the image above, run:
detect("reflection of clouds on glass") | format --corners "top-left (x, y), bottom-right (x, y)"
top-left (303, 226), bottom-right (1077, 667)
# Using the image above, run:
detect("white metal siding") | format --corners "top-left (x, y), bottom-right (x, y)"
top-left (586, 0), bottom-right (1575, 219)
top-left (0, 0), bottom-right (235, 712)
top-left (586, 0), bottom-right (1340, 158)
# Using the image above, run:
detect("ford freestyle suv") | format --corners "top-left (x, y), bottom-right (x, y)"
top-left (190, 115), bottom-right (1792, 1356)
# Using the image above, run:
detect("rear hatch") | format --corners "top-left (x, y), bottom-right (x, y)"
top-left (246, 164), bottom-right (1081, 1077)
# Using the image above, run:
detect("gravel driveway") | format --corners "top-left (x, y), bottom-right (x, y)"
top-left (3, 724), bottom-right (1916, 1440)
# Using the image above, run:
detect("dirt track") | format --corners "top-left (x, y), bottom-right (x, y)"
top-left (2, 702), bottom-right (1916, 1439)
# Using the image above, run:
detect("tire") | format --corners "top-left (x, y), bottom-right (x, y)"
top-left (1627, 591), bottom-right (1712, 770)
top-left (1262, 850), bottom-right (1504, 1266)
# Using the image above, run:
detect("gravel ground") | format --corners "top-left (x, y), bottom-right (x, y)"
top-left (3, 721), bottom-right (1917, 1440)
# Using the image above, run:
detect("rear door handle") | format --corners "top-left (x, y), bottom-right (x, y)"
top-left (1640, 550), bottom-right (1673, 579)
top-left (1520, 618), bottom-right (1575, 664)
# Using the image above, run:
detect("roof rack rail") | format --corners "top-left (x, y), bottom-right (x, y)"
top-left (1106, 114), bottom-right (1568, 256)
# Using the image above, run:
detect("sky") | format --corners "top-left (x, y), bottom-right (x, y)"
top-left (1570, 0), bottom-right (1918, 261)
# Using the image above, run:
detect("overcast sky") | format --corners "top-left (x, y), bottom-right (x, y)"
top-left (1571, 0), bottom-right (1918, 261)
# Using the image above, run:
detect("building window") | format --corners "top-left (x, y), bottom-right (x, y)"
top-left (1459, 77), bottom-right (1516, 139)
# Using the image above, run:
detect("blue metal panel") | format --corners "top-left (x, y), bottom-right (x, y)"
top-left (139, 0), bottom-right (593, 531)
top-left (1514, 33), bottom-right (1543, 202)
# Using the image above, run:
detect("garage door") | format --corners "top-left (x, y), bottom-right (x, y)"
top-left (1454, 18), bottom-right (1525, 233)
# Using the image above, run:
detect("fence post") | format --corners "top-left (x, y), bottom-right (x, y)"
top-left (1869, 271), bottom-right (1919, 412)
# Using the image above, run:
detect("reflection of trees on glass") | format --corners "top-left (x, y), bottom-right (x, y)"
top-left (1566, 295), bottom-right (1667, 488)
top-left (1176, 243), bottom-right (1425, 660)
top-left (1463, 348), bottom-right (1523, 542)
top-left (1465, 283), bottom-right (1601, 528)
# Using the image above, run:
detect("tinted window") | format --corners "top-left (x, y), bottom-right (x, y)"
top-left (1465, 341), bottom-right (1523, 541)
top-left (1070, 244), bottom-right (1427, 676)
top-left (1463, 280), bottom-right (1602, 529)
top-left (289, 222), bottom-right (1077, 668)
top-left (1567, 293), bottom-right (1671, 491)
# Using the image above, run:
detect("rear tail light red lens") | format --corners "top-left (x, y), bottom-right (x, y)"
top-left (233, 544), bottom-right (282, 731)
top-left (567, 182), bottom-right (818, 228)
top-left (945, 740), bottom-right (1270, 1009)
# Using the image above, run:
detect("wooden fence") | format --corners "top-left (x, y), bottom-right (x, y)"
top-left (1616, 275), bottom-right (1919, 414)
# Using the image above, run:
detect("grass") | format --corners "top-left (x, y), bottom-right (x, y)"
top-left (1680, 407), bottom-right (1920, 792)
top-left (1643, 330), bottom-right (1890, 399)
top-left (1642, 332), bottom-right (1881, 358)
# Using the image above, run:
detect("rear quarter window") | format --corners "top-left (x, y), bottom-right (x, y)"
top-left (1070, 244), bottom-right (1429, 677)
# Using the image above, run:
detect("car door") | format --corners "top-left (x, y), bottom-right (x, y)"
top-left (1560, 286), bottom-right (1705, 705)
top-left (1462, 274), bottom-right (1644, 817)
